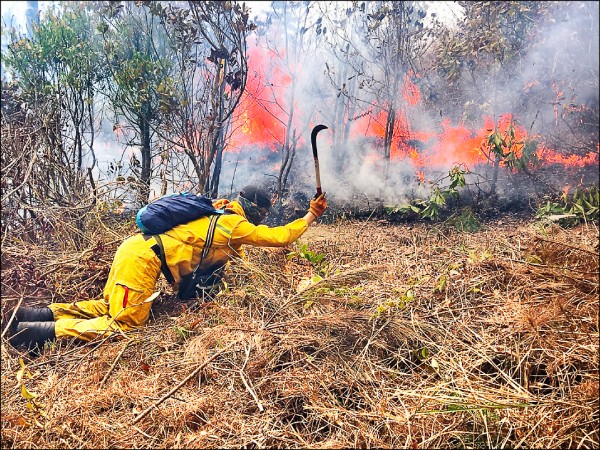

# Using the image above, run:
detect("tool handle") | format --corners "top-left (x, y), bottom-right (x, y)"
top-left (314, 157), bottom-right (322, 198)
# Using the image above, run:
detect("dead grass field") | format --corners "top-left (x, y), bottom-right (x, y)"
top-left (1, 216), bottom-right (598, 448)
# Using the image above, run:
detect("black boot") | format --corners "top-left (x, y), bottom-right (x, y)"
top-left (15, 306), bottom-right (54, 322)
top-left (8, 321), bottom-right (56, 351)
top-left (2, 306), bottom-right (54, 337)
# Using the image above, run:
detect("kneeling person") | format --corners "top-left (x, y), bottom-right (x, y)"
top-left (6, 185), bottom-right (327, 350)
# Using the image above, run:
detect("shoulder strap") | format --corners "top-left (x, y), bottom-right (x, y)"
top-left (186, 214), bottom-right (221, 282)
top-left (150, 234), bottom-right (175, 285)
top-left (201, 214), bottom-right (220, 262)
top-left (147, 214), bottom-right (220, 285)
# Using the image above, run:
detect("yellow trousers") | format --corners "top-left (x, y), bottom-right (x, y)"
top-left (49, 234), bottom-right (162, 342)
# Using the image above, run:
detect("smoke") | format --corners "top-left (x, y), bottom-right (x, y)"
top-left (6, 1), bottom-right (594, 209)
top-left (518, 3), bottom-right (599, 130)
top-left (220, 1), bottom-right (599, 206)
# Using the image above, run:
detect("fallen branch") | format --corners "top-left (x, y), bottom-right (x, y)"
top-left (534, 237), bottom-right (599, 256)
top-left (131, 339), bottom-right (240, 425)
top-left (100, 340), bottom-right (132, 385)
top-left (1, 295), bottom-right (24, 340)
top-left (239, 343), bottom-right (264, 413)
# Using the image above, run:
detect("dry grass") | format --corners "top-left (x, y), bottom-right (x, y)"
top-left (1, 215), bottom-right (598, 449)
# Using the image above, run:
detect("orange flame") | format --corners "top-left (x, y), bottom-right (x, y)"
top-left (402, 71), bottom-right (421, 106)
top-left (227, 47), bottom-right (598, 177)
top-left (229, 46), bottom-right (291, 151)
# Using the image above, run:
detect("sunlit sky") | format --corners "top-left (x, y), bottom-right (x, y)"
top-left (1, 2), bottom-right (22, 28)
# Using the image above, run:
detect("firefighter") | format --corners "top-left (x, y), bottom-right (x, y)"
top-left (6, 185), bottom-right (327, 351)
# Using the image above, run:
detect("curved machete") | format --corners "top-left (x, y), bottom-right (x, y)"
top-left (310, 124), bottom-right (328, 198)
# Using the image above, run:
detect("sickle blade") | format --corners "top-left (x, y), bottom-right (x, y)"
top-left (310, 124), bottom-right (328, 197)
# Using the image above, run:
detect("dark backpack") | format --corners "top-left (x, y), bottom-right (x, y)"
top-left (136, 192), bottom-right (224, 235)
top-left (178, 262), bottom-right (226, 300)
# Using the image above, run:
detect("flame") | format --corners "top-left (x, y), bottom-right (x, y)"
top-left (402, 71), bottom-right (421, 106)
top-left (537, 149), bottom-right (599, 167)
top-left (229, 46), bottom-right (289, 151)
top-left (364, 152), bottom-right (380, 164)
top-left (524, 80), bottom-right (540, 92)
top-left (113, 123), bottom-right (124, 139)
top-left (226, 46), bottom-right (598, 179)
top-left (352, 105), bottom-right (598, 172)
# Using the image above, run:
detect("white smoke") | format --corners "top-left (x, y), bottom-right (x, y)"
top-left (221, 1), bottom-right (598, 207)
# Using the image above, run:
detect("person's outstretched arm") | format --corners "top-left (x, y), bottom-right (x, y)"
top-left (231, 194), bottom-right (327, 247)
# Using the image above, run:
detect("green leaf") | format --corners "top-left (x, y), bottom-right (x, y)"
top-left (525, 255), bottom-right (543, 264)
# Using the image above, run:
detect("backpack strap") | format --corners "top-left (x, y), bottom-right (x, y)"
top-left (144, 234), bottom-right (175, 284)
top-left (200, 214), bottom-right (220, 263)
top-left (185, 214), bottom-right (221, 284)
top-left (145, 213), bottom-right (221, 286)
top-left (148, 234), bottom-right (176, 285)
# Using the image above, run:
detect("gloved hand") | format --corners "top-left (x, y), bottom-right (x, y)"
top-left (309, 193), bottom-right (327, 218)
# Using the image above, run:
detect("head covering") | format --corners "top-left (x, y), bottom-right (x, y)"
top-left (239, 185), bottom-right (275, 213)
top-left (237, 185), bottom-right (275, 225)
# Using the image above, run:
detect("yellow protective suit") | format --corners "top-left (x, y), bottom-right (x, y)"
top-left (50, 200), bottom-right (309, 341)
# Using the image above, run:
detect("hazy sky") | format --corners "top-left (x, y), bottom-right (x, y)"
top-left (1, 1), bottom-right (44, 27)
top-left (1, 1), bottom-right (23, 26)
top-left (0, 1), bottom-right (273, 29)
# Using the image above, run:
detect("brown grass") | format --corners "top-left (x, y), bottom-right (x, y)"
top-left (1, 215), bottom-right (598, 448)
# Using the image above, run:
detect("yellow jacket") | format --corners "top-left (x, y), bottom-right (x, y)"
top-left (160, 199), bottom-right (309, 288)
